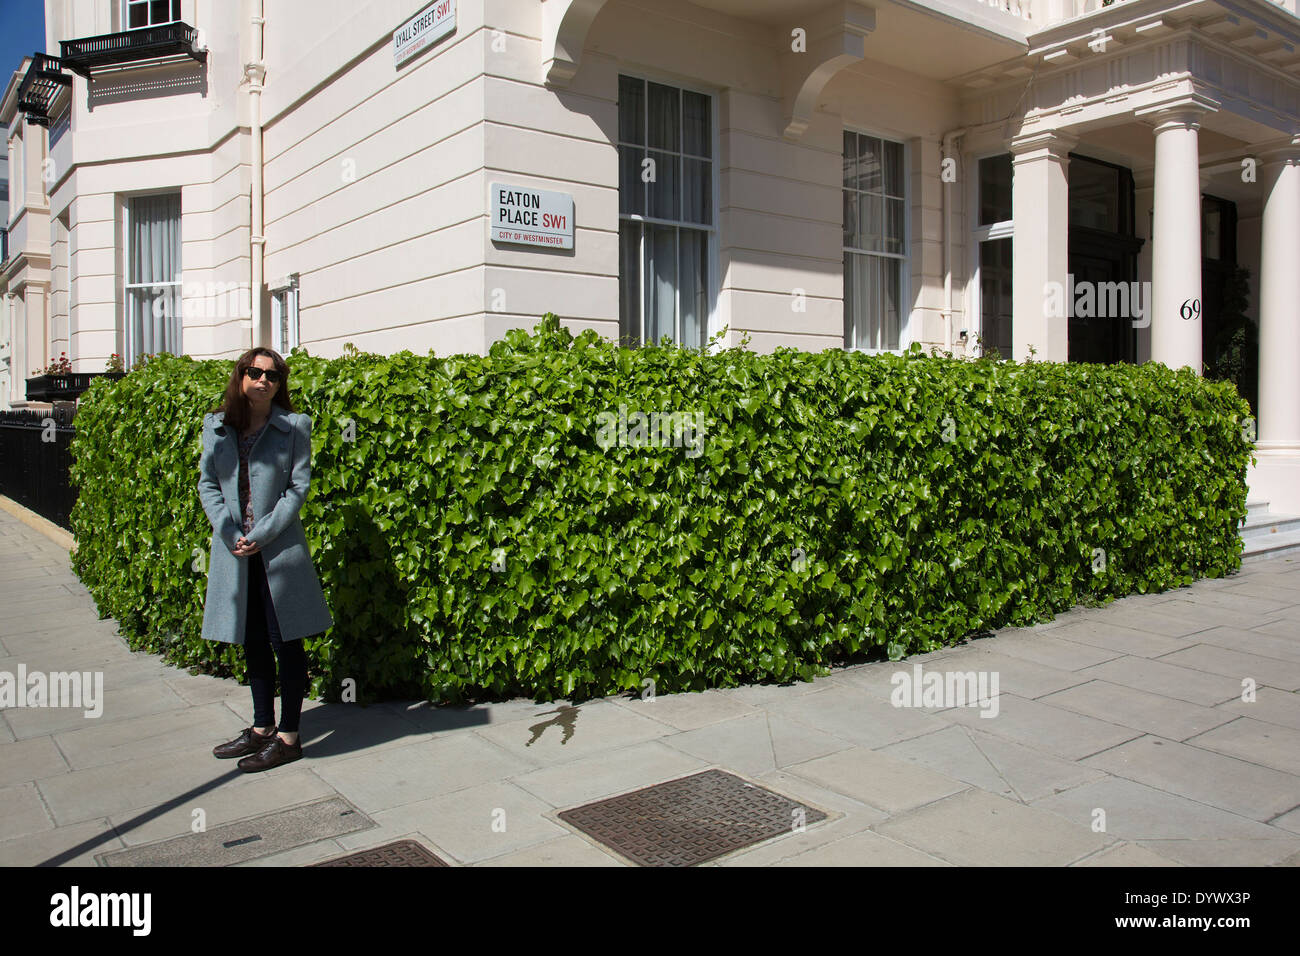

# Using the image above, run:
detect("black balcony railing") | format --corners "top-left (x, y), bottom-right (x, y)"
top-left (59, 22), bottom-right (206, 78)
top-left (17, 54), bottom-right (71, 127)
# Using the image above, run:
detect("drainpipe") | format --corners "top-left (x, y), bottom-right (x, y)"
top-left (941, 127), bottom-right (968, 355)
top-left (245, 0), bottom-right (266, 346)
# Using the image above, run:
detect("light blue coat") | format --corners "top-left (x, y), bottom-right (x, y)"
top-left (197, 404), bottom-right (334, 645)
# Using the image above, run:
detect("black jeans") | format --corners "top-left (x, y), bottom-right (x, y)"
top-left (244, 551), bottom-right (307, 734)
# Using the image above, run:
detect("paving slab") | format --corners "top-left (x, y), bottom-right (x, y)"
top-left (0, 735), bottom-right (68, 787)
top-left (53, 701), bottom-right (247, 771)
top-left (610, 688), bottom-right (760, 731)
top-left (312, 731), bottom-right (540, 814)
top-left (978, 631), bottom-right (1125, 671)
top-left (1184, 717), bottom-right (1300, 776)
top-left (1038, 679), bottom-right (1237, 741)
top-left (942, 692), bottom-right (1142, 761)
top-left (509, 739), bottom-right (708, 808)
top-left (1214, 687), bottom-right (1300, 731)
top-left (1155, 598), bottom-right (1287, 632)
top-left (874, 788), bottom-right (1113, 866)
top-left (471, 698), bottom-right (674, 765)
top-left (1082, 735), bottom-right (1300, 822)
top-left (106, 766), bottom-right (340, 848)
top-left (777, 828), bottom-right (953, 866)
top-left (1157, 643), bottom-right (1300, 692)
top-left (234, 837), bottom-right (354, 867)
top-left (761, 682), bottom-right (952, 748)
top-left (1135, 837), bottom-right (1300, 867)
top-left (1072, 842), bottom-right (1182, 866)
top-left (3, 677), bottom-right (190, 739)
top-left (784, 746), bottom-right (969, 814)
top-left (0, 817), bottom-right (123, 867)
top-left (358, 780), bottom-right (568, 864)
top-left (1250, 619), bottom-right (1300, 643)
top-left (1030, 775), bottom-right (1283, 841)
top-left (1070, 607), bottom-right (1214, 640)
top-left (878, 724), bottom-right (1107, 803)
top-left (659, 711), bottom-right (850, 777)
top-left (0, 781), bottom-right (54, 842)
top-left (477, 832), bottom-right (625, 866)
top-left (1074, 656), bottom-right (1242, 707)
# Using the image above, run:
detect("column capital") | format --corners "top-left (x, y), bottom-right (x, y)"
top-left (1254, 134), bottom-right (1300, 169)
top-left (1135, 92), bottom-right (1219, 133)
top-left (1009, 129), bottom-right (1077, 161)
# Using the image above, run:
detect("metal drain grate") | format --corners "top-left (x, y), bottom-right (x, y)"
top-left (313, 839), bottom-right (448, 867)
top-left (558, 769), bottom-right (828, 866)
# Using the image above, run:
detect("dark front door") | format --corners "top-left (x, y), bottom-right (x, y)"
top-left (1067, 155), bottom-right (1142, 364)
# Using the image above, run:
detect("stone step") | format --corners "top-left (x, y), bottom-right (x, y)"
top-left (1240, 512), bottom-right (1300, 541)
top-left (1246, 501), bottom-right (1271, 520)
top-left (1242, 527), bottom-right (1300, 563)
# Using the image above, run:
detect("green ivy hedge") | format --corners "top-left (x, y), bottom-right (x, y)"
top-left (68, 316), bottom-right (1253, 704)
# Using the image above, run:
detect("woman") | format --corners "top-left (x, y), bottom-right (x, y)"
top-left (197, 347), bottom-right (335, 772)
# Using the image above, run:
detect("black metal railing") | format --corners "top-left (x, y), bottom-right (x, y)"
top-left (26, 372), bottom-right (125, 403)
top-left (60, 22), bottom-right (206, 77)
top-left (16, 54), bottom-right (71, 127)
top-left (0, 406), bottom-right (78, 530)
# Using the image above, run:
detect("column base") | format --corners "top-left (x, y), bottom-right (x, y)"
top-left (1247, 444), bottom-right (1300, 515)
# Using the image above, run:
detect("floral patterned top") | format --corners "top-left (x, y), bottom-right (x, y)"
top-left (237, 421), bottom-right (269, 535)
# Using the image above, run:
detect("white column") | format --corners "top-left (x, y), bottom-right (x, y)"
top-left (1257, 140), bottom-right (1300, 453)
top-left (1011, 130), bottom-right (1074, 363)
top-left (1148, 109), bottom-right (1205, 372)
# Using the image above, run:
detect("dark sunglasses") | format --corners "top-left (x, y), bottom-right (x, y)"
top-left (243, 366), bottom-right (283, 384)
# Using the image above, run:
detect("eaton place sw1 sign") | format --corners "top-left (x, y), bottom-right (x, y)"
top-left (490, 183), bottom-right (575, 250)
top-left (393, 0), bottom-right (456, 67)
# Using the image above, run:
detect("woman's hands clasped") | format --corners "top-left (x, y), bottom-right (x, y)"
top-left (233, 536), bottom-right (262, 557)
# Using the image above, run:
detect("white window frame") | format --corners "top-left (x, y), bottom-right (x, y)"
top-left (968, 149), bottom-right (1015, 359)
top-left (123, 0), bottom-right (182, 30)
top-left (842, 127), bottom-right (912, 354)
top-left (122, 190), bottom-right (182, 366)
top-left (616, 72), bottom-right (720, 350)
top-left (270, 277), bottom-right (300, 354)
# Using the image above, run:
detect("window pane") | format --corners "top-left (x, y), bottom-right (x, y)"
top-left (857, 193), bottom-right (881, 252)
top-left (172, 0), bottom-right (181, 22)
top-left (979, 238), bottom-right (1013, 359)
top-left (979, 154), bottom-right (1013, 225)
top-left (679, 229), bottom-right (708, 348)
top-left (842, 131), bottom-right (857, 192)
top-left (129, 1), bottom-right (148, 28)
top-left (682, 90), bottom-right (710, 158)
top-left (618, 75), bottom-right (644, 145)
top-left (881, 257), bottom-right (900, 350)
top-left (618, 145), bottom-right (644, 216)
top-left (883, 197), bottom-right (905, 255)
top-left (150, 0), bottom-right (170, 24)
top-left (619, 221), bottom-right (641, 345)
top-left (843, 190), bottom-right (857, 248)
top-left (855, 136), bottom-right (881, 193)
top-left (682, 158), bottom-right (710, 225)
top-left (645, 225), bottom-right (677, 344)
top-left (882, 141), bottom-right (904, 198)
top-left (647, 82), bottom-right (679, 152)
top-left (646, 150), bottom-right (678, 220)
top-left (1068, 156), bottom-right (1120, 232)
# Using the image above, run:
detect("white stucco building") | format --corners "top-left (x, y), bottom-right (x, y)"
top-left (3, 0), bottom-right (1298, 509)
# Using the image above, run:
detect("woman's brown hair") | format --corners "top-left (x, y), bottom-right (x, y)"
top-left (209, 347), bottom-right (295, 432)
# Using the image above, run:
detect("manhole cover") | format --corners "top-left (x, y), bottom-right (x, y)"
top-left (558, 769), bottom-right (828, 866)
top-left (313, 839), bottom-right (448, 867)
top-left (96, 796), bottom-right (374, 866)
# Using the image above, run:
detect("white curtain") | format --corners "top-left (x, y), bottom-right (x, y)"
top-left (127, 193), bottom-right (181, 361)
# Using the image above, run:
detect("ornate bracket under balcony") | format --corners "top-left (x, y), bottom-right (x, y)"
top-left (59, 22), bottom-right (207, 81)
top-left (17, 54), bottom-right (72, 127)
top-left (780, 2), bottom-right (876, 142)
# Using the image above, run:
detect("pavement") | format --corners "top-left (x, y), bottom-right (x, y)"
top-left (2, 498), bottom-right (1300, 867)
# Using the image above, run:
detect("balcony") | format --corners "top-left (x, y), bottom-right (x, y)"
top-left (16, 54), bottom-right (71, 127)
top-left (59, 22), bottom-right (206, 80)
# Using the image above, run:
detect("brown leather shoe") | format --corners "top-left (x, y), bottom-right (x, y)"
top-left (213, 726), bottom-right (276, 759)
top-left (237, 735), bottom-right (303, 773)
